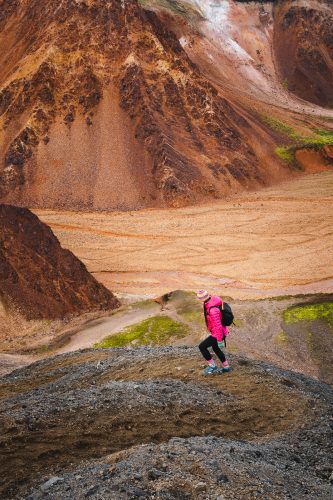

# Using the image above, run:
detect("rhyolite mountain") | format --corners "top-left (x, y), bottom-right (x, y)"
top-left (0, 0), bottom-right (332, 210)
top-left (0, 204), bottom-right (120, 319)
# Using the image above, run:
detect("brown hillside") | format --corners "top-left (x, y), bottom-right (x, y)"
top-left (0, 204), bottom-right (120, 319)
top-left (274, 1), bottom-right (333, 107)
top-left (0, 0), bottom-right (332, 210)
top-left (0, 0), bottom-right (293, 210)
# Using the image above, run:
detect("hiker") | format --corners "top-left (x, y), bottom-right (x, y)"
top-left (197, 290), bottom-right (231, 375)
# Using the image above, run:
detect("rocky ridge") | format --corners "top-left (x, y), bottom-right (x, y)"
top-left (0, 204), bottom-right (120, 319)
top-left (0, 346), bottom-right (332, 498)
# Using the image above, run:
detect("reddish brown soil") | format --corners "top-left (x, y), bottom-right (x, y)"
top-left (0, 205), bottom-right (119, 320)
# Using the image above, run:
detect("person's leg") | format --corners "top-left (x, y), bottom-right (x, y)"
top-left (211, 337), bottom-right (231, 371)
top-left (211, 337), bottom-right (226, 363)
top-left (199, 336), bottom-right (215, 362)
top-left (199, 337), bottom-right (217, 374)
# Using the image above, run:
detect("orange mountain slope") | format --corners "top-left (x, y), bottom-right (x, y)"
top-left (0, 0), bottom-right (332, 210)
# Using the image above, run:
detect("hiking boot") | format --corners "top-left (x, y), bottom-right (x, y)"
top-left (221, 362), bottom-right (231, 373)
top-left (203, 365), bottom-right (218, 376)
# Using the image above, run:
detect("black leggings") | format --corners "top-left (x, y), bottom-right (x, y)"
top-left (199, 336), bottom-right (226, 363)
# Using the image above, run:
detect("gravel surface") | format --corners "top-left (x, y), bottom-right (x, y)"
top-left (0, 347), bottom-right (332, 499)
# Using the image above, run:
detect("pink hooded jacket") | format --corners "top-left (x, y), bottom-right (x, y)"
top-left (204, 295), bottom-right (229, 342)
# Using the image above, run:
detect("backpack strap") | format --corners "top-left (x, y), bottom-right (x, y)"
top-left (203, 304), bottom-right (208, 328)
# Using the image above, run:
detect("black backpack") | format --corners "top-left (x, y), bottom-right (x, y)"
top-left (219, 302), bottom-right (234, 326)
top-left (204, 301), bottom-right (234, 326)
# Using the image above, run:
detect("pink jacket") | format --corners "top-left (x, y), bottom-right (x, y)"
top-left (204, 296), bottom-right (229, 342)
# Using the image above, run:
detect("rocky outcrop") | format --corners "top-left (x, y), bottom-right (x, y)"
top-left (0, 205), bottom-right (120, 319)
top-left (0, 347), bottom-right (332, 498)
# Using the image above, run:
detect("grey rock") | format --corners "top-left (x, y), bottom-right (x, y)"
top-left (194, 482), bottom-right (207, 492)
top-left (40, 476), bottom-right (64, 491)
top-left (147, 468), bottom-right (163, 480)
top-left (131, 487), bottom-right (149, 497)
top-left (85, 484), bottom-right (99, 497)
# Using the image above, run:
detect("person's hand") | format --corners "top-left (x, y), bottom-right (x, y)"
top-left (217, 341), bottom-right (224, 349)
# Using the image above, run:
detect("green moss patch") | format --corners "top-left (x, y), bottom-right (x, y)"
top-left (302, 131), bottom-right (333, 150)
top-left (262, 114), bottom-right (333, 165)
top-left (275, 146), bottom-right (295, 164)
top-left (275, 331), bottom-right (288, 344)
top-left (94, 316), bottom-right (190, 348)
top-left (263, 116), bottom-right (297, 138)
top-left (283, 302), bottom-right (333, 326)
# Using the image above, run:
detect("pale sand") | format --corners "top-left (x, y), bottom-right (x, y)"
top-left (35, 171), bottom-right (333, 299)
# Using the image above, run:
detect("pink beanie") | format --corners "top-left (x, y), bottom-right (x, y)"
top-left (197, 290), bottom-right (210, 302)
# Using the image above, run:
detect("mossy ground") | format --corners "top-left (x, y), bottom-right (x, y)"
top-left (262, 114), bottom-right (333, 165)
top-left (275, 146), bottom-right (296, 164)
top-left (94, 316), bottom-right (190, 348)
top-left (281, 302), bottom-right (333, 383)
top-left (275, 331), bottom-right (288, 344)
top-left (283, 302), bottom-right (333, 326)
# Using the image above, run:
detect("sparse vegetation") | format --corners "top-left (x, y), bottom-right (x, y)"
top-left (276, 331), bottom-right (288, 344)
top-left (263, 114), bottom-right (333, 164)
top-left (263, 115), bottom-right (297, 138)
top-left (275, 146), bottom-right (295, 164)
top-left (232, 318), bottom-right (243, 328)
top-left (179, 309), bottom-right (204, 325)
top-left (132, 298), bottom-right (156, 310)
top-left (282, 78), bottom-right (289, 90)
top-left (174, 293), bottom-right (205, 326)
top-left (302, 130), bottom-right (333, 150)
top-left (306, 331), bottom-right (316, 352)
top-left (94, 315), bottom-right (190, 348)
top-left (283, 302), bottom-right (333, 326)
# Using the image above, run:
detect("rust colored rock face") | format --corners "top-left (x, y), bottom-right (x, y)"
top-left (0, 0), bottom-right (272, 210)
top-left (0, 204), bottom-right (120, 319)
top-left (0, 0), bottom-right (332, 210)
top-left (274, 1), bottom-right (333, 107)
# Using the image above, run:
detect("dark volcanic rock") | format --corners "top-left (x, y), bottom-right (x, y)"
top-left (0, 347), bottom-right (332, 499)
top-left (0, 204), bottom-right (120, 319)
